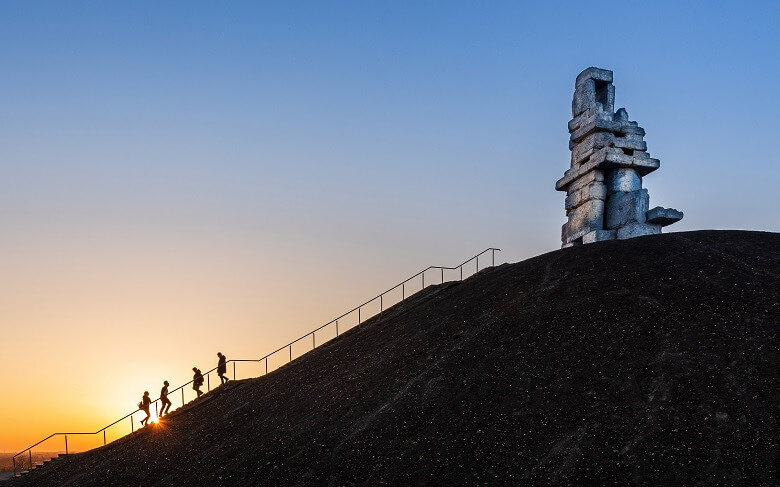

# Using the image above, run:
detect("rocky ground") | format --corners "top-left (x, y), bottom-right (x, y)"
top-left (8, 230), bottom-right (780, 486)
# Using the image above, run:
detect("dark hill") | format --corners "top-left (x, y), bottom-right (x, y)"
top-left (12, 230), bottom-right (780, 486)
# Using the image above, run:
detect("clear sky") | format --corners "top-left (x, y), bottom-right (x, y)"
top-left (1, 1), bottom-right (779, 452)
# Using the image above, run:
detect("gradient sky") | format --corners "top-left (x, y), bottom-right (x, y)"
top-left (2, 1), bottom-right (779, 453)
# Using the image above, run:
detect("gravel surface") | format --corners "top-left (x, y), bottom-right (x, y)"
top-left (11, 230), bottom-right (780, 486)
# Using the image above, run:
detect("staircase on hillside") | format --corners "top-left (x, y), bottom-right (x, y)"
top-left (10, 248), bottom-right (501, 479)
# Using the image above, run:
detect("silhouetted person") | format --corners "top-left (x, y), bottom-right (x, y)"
top-left (217, 352), bottom-right (229, 384)
top-left (192, 367), bottom-right (204, 397)
top-left (138, 391), bottom-right (152, 426)
top-left (160, 380), bottom-right (172, 416)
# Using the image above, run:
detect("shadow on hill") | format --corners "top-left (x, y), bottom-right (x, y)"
top-left (11, 230), bottom-right (780, 486)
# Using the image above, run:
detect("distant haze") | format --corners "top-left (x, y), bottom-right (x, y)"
top-left (1, 1), bottom-right (779, 452)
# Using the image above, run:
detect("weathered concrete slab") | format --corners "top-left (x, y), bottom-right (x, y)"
top-left (572, 78), bottom-right (596, 117)
top-left (606, 168), bottom-right (642, 195)
top-left (569, 118), bottom-right (646, 145)
top-left (620, 123), bottom-right (645, 136)
top-left (612, 134), bottom-right (647, 152)
top-left (565, 181), bottom-right (607, 212)
top-left (567, 169), bottom-right (605, 194)
top-left (616, 222), bottom-right (661, 240)
top-left (567, 199), bottom-right (605, 242)
top-left (605, 189), bottom-right (649, 229)
top-left (582, 229), bottom-right (617, 244)
top-left (572, 133), bottom-right (647, 165)
top-left (568, 105), bottom-right (600, 133)
top-left (571, 132), bottom-right (614, 165)
top-left (556, 148), bottom-right (659, 191)
top-left (569, 115), bottom-right (625, 144)
top-left (602, 148), bottom-right (660, 175)
top-left (575, 67), bottom-right (613, 87)
top-left (646, 206), bottom-right (684, 226)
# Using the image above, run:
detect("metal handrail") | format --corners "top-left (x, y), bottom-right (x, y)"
top-left (12, 247), bottom-right (500, 477)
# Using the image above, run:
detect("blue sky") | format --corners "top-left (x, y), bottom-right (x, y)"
top-left (1, 0), bottom-right (779, 450)
top-left (2, 2), bottom-right (778, 259)
top-left (3, 1), bottom-right (779, 248)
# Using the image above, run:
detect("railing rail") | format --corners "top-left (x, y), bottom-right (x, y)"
top-left (12, 247), bottom-right (500, 477)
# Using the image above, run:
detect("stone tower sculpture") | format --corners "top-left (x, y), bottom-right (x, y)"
top-left (556, 67), bottom-right (683, 247)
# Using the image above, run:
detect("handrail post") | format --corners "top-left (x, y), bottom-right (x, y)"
top-left (65, 435), bottom-right (68, 455)
top-left (103, 430), bottom-right (106, 446)
top-left (358, 307), bottom-right (361, 324)
top-left (131, 416), bottom-right (134, 433)
top-left (155, 401), bottom-right (159, 418)
top-left (476, 255), bottom-right (479, 273)
top-left (441, 268), bottom-right (444, 283)
top-left (492, 248), bottom-right (495, 267)
top-left (312, 332), bottom-right (316, 348)
top-left (233, 361), bottom-right (236, 380)
top-left (29, 450), bottom-right (32, 470)
top-left (12, 456), bottom-right (16, 477)
top-left (265, 357), bottom-right (268, 374)
top-left (380, 295), bottom-right (383, 315)
top-left (207, 373), bottom-right (210, 392)
top-left (460, 265), bottom-right (463, 281)
top-left (289, 345), bottom-right (292, 362)
top-left (336, 320), bottom-right (339, 336)
top-left (402, 283), bottom-right (405, 300)
top-left (181, 388), bottom-right (185, 407)
top-left (422, 272), bottom-right (425, 289)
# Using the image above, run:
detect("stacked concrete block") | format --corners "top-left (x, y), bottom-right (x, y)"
top-left (556, 67), bottom-right (683, 247)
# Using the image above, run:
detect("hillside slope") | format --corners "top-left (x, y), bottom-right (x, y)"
top-left (12, 230), bottom-right (780, 486)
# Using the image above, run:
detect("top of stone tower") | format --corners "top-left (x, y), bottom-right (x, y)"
top-left (575, 67), bottom-right (613, 87)
top-left (572, 66), bottom-right (615, 117)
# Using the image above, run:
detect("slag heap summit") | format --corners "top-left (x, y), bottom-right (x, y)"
top-left (556, 67), bottom-right (683, 247)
